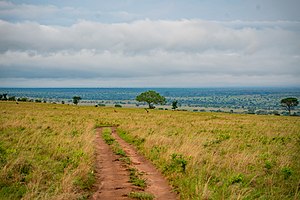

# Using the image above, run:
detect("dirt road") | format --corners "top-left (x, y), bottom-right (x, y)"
top-left (92, 127), bottom-right (178, 200)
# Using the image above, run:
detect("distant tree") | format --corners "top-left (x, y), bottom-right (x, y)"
top-left (8, 96), bottom-right (16, 101)
top-left (281, 97), bottom-right (299, 115)
top-left (136, 90), bottom-right (166, 109)
top-left (73, 96), bottom-right (81, 105)
top-left (1, 93), bottom-right (8, 100)
top-left (17, 97), bottom-right (28, 102)
top-left (172, 100), bottom-right (178, 110)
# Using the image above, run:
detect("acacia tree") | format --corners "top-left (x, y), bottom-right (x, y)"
top-left (172, 100), bottom-right (178, 110)
top-left (136, 90), bottom-right (166, 109)
top-left (73, 96), bottom-right (82, 105)
top-left (281, 97), bottom-right (298, 115)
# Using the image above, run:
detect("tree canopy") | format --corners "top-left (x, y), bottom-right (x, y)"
top-left (281, 97), bottom-right (298, 115)
top-left (73, 96), bottom-right (82, 105)
top-left (136, 90), bottom-right (166, 109)
top-left (172, 100), bottom-right (178, 110)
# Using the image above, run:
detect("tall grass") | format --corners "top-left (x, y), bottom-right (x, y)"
top-left (0, 102), bottom-right (95, 199)
top-left (1, 102), bottom-right (299, 199)
top-left (107, 108), bottom-right (300, 199)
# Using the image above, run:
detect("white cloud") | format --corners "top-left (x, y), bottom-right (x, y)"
top-left (0, 1), bottom-right (140, 25)
top-left (0, 1), bottom-right (59, 20)
top-left (0, 19), bottom-right (299, 87)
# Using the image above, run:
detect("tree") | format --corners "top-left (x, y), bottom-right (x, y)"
top-left (172, 100), bottom-right (178, 110)
top-left (136, 90), bottom-right (166, 109)
top-left (8, 96), bottom-right (16, 101)
top-left (281, 97), bottom-right (298, 115)
top-left (73, 96), bottom-right (81, 105)
top-left (1, 93), bottom-right (8, 100)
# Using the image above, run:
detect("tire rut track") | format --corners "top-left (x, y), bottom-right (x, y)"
top-left (92, 127), bottom-right (178, 200)
top-left (92, 127), bottom-right (134, 200)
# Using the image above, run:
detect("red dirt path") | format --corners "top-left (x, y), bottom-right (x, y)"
top-left (91, 127), bottom-right (178, 200)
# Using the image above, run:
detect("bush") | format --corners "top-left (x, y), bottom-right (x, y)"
top-left (17, 97), bottom-right (28, 102)
top-left (281, 167), bottom-right (293, 179)
top-left (229, 174), bottom-right (244, 184)
top-left (115, 104), bottom-right (122, 108)
top-left (163, 153), bottom-right (188, 174)
top-left (8, 96), bottom-right (16, 101)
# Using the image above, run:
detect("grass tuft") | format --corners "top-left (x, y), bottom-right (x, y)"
top-left (129, 168), bottom-right (146, 188)
top-left (128, 191), bottom-right (155, 200)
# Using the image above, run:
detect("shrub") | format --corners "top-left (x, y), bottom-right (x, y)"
top-left (229, 174), bottom-right (244, 184)
top-left (163, 153), bottom-right (188, 174)
top-left (17, 97), bottom-right (28, 102)
top-left (264, 160), bottom-right (272, 170)
top-left (8, 96), bottom-right (16, 101)
top-left (281, 167), bottom-right (293, 179)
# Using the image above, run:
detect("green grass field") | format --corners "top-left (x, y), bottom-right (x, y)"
top-left (0, 102), bottom-right (299, 199)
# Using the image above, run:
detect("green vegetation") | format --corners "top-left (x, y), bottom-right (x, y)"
top-left (102, 128), bottom-right (115, 145)
top-left (8, 96), bottom-right (16, 101)
top-left (0, 102), bottom-right (95, 199)
top-left (72, 96), bottom-right (81, 105)
top-left (127, 191), bottom-right (155, 200)
top-left (281, 97), bottom-right (299, 115)
top-left (136, 90), bottom-right (166, 109)
top-left (17, 97), bottom-right (28, 102)
top-left (172, 100), bottom-right (178, 110)
top-left (0, 93), bottom-right (8, 100)
top-left (101, 128), bottom-right (128, 159)
top-left (1, 101), bottom-right (299, 199)
top-left (129, 167), bottom-right (146, 188)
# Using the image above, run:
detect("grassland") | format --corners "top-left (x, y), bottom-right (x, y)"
top-left (0, 101), bottom-right (299, 199)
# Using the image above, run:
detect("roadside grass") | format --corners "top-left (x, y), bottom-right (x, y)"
top-left (0, 102), bottom-right (95, 199)
top-left (115, 108), bottom-right (300, 199)
top-left (1, 102), bottom-right (300, 199)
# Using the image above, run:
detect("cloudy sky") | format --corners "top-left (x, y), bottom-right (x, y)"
top-left (0, 0), bottom-right (299, 87)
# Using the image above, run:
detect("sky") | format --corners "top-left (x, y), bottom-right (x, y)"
top-left (0, 0), bottom-right (300, 87)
